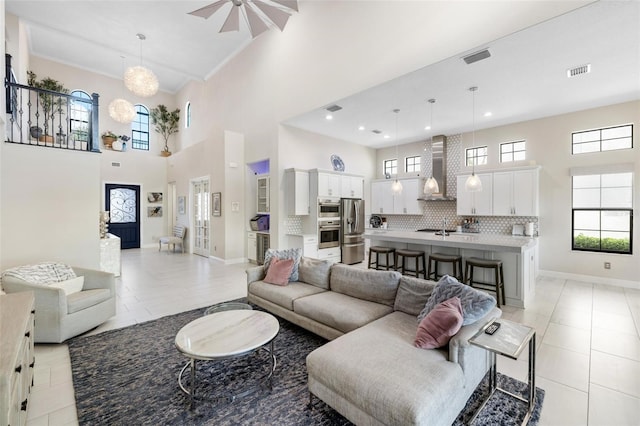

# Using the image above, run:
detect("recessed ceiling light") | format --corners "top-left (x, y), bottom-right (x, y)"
top-left (424, 125), bottom-right (431, 130)
top-left (384, 134), bottom-right (390, 139)
top-left (358, 125), bottom-right (365, 131)
top-left (325, 114), bottom-right (333, 120)
top-left (484, 112), bottom-right (492, 117)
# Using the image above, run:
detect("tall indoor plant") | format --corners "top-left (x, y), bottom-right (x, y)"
top-left (150, 105), bottom-right (180, 157)
top-left (27, 71), bottom-right (69, 142)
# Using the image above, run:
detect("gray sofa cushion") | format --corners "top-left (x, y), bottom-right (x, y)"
top-left (307, 311), bottom-right (465, 425)
top-left (298, 257), bottom-right (332, 289)
top-left (248, 280), bottom-right (326, 311)
top-left (67, 289), bottom-right (111, 314)
top-left (394, 276), bottom-right (437, 316)
top-left (294, 291), bottom-right (393, 333)
top-left (418, 275), bottom-right (496, 326)
top-left (329, 264), bottom-right (400, 307)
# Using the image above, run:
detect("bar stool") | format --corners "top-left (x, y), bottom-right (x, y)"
top-left (427, 253), bottom-right (463, 281)
top-left (464, 258), bottom-right (506, 307)
top-left (395, 249), bottom-right (426, 279)
top-left (368, 246), bottom-right (396, 270)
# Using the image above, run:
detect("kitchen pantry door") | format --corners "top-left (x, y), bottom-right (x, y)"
top-left (192, 178), bottom-right (210, 257)
top-left (105, 184), bottom-right (141, 249)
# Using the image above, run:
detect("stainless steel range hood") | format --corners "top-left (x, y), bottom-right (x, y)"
top-left (419, 135), bottom-right (456, 201)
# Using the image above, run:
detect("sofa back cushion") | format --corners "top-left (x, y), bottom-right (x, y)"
top-left (298, 257), bottom-right (332, 289)
top-left (394, 276), bottom-right (437, 316)
top-left (329, 264), bottom-right (400, 307)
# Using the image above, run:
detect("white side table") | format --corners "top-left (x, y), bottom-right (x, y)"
top-left (469, 318), bottom-right (536, 425)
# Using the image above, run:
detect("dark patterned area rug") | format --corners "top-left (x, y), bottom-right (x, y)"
top-left (68, 304), bottom-right (544, 425)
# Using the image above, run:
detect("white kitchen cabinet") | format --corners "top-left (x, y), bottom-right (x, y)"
top-left (456, 173), bottom-right (493, 215)
top-left (317, 247), bottom-right (341, 263)
top-left (341, 176), bottom-right (364, 198)
top-left (288, 234), bottom-right (318, 258)
top-left (371, 180), bottom-right (394, 214)
top-left (371, 178), bottom-right (421, 215)
top-left (492, 169), bottom-right (539, 216)
top-left (247, 232), bottom-right (257, 262)
top-left (317, 172), bottom-right (342, 198)
top-left (256, 176), bottom-right (270, 214)
top-left (285, 169), bottom-right (310, 215)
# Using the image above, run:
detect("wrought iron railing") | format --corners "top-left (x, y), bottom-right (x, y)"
top-left (5, 76), bottom-right (100, 152)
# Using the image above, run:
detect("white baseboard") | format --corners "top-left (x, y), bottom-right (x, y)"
top-left (539, 269), bottom-right (640, 290)
top-left (208, 255), bottom-right (247, 265)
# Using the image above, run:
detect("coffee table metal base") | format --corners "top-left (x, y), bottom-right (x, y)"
top-left (178, 340), bottom-right (277, 407)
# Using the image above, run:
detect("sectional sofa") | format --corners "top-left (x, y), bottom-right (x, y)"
top-left (246, 256), bottom-right (501, 426)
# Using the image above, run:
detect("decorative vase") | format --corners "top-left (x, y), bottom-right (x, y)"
top-left (30, 126), bottom-right (43, 139)
top-left (102, 136), bottom-right (116, 149)
top-left (112, 140), bottom-right (123, 151)
top-left (160, 150), bottom-right (172, 157)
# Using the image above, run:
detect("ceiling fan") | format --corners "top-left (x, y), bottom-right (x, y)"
top-left (188, 0), bottom-right (298, 39)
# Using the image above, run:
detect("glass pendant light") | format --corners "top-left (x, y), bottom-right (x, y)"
top-left (424, 98), bottom-right (440, 195)
top-left (465, 86), bottom-right (483, 192)
top-left (391, 108), bottom-right (403, 194)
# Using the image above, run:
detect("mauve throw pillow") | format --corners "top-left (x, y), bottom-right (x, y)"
top-left (414, 297), bottom-right (463, 349)
top-left (264, 248), bottom-right (302, 282)
top-left (418, 275), bottom-right (496, 326)
top-left (263, 257), bottom-right (295, 286)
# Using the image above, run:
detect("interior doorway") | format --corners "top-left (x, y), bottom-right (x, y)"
top-left (191, 178), bottom-right (210, 257)
top-left (105, 183), bottom-right (141, 249)
top-left (168, 182), bottom-right (177, 228)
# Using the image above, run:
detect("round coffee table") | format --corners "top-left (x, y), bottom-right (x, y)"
top-left (175, 309), bottom-right (279, 406)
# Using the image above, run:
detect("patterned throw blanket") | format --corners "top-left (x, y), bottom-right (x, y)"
top-left (1, 262), bottom-right (76, 284)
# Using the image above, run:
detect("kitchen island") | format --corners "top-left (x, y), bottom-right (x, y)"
top-left (365, 230), bottom-right (538, 308)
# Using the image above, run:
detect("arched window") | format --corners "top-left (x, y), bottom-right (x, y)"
top-left (185, 101), bottom-right (191, 128)
top-left (70, 90), bottom-right (91, 146)
top-left (131, 104), bottom-right (149, 150)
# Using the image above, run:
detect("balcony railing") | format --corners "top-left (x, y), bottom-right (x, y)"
top-left (5, 78), bottom-right (100, 152)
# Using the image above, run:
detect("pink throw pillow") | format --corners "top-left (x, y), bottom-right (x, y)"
top-left (414, 296), bottom-right (463, 349)
top-left (264, 257), bottom-right (295, 286)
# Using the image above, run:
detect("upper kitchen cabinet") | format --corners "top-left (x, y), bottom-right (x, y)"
top-left (342, 176), bottom-right (364, 198)
top-left (371, 178), bottom-right (421, 215)
top-left (456, 173), bottom-right (493, 216)
top-left (316, 172), bottom-right (342, 198)
top-left (493, 168), bottom-right (539, 216)
top-left (256, 175), bottom-right (270, 214)
top-left (285, 168), bottom-right (310, 215)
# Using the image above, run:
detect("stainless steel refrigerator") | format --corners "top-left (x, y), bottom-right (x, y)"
top-left (340, 198), bottom-right (365, 264)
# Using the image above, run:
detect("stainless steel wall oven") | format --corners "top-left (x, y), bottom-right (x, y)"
top-left (318, 220), bottom-right (340, 248)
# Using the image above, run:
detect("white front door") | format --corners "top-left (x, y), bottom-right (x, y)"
top-left (192, 178), bottom-right (210, 257)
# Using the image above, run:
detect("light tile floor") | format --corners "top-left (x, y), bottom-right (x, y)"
top-left (26, 250), bottom-right (640, 425)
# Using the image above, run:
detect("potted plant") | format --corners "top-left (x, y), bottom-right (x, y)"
top-left (150, 105), bottom-right (180, 157)
top-left (27, 71), bottom-right (69, 143)
top-left (101, 131), bottom-right (118, 149)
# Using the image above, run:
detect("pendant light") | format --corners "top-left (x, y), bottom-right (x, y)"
top-left (109, 56), bottom-right (136, 124)
top-left (390, 108), bottom-right (403, 194)
top-left (465, 86), bottom-right (483, 192)
top-left (424, 98), bottom-right (440, 195)
top-left (124, 34), bottom-right (159, 98)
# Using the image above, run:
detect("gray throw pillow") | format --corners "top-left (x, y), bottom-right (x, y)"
top-left (298, 257), bottom-right (332, 289)
top-left (394, 276), bottom-right (437, 316)
top-left (264, 248), bottom-right (302, 282)
top-left (418, 275), bottom-right (496, 326)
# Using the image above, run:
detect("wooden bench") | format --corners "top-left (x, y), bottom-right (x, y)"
top-left (159, 225), bottom-right (186, 253)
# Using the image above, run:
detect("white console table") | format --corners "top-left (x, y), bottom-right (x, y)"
top-left (100, 233), bottom-right (121, 277)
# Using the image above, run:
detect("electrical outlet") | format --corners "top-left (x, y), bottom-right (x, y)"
top-left (604, 262), bottom-right (611, 269)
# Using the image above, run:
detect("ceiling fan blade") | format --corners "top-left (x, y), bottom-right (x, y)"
top-left (244, 4), bottom-right (270, 38)
top-left (252, 0), bottom-right (291, 31)
top-left (270, 0), bottom-right (298, 12)
top-left (220, 4), bottom-right (240, 33)
top-left (188, 0), bottom-right (228, 19)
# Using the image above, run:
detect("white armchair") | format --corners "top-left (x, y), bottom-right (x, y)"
top-left (1, 264), bottom-right (116, 343)
top-left (159, 225), bottom-right (187, 253)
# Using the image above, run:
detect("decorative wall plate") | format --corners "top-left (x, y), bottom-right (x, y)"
top-left (331, 154), bottom-right (345, 172)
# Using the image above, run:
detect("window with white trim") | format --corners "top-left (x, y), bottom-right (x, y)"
top-left (465, 146), bottom-right (487, 166)
top-left (405, 156), bottom-right (420, 173)
top-left (69, 90), bottom-right (91, 147)
top-left (384, 159), bottom-right (397, 176)
top-left (500, 140), bottom-right (526, 163)
top-left (572, 171), bottom-right (633, 254)
top-left (572, 124), bottom-right (633, 154)
top-left (131, 104), bottom-right (149, 150)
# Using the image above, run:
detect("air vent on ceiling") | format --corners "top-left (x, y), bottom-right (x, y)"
top-left (325, 104), bottom-right (343, 112)
top-left (111, 162), bottom-right (121, 167)
top-left (567, 64), bottom-right (591, 78)
top-left (371, 129), bottom-right (382, 134)
top-left (462, 49), bottom-right (491, 65)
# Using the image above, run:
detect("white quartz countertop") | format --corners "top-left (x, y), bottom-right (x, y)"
top-left (365, 229), bottom-right (537, 253)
